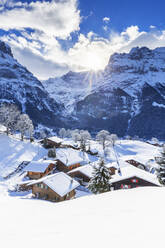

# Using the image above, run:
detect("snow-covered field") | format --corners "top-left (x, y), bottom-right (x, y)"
top-left (0, 133), bottom-right (164, 247)
top-left (0, 186), bottom-right (164, 248)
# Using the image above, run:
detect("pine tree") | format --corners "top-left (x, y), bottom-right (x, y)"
top-left (156, 145), bottom-right (165, 185)
top-left (88, 158), bottom-right (112, 194)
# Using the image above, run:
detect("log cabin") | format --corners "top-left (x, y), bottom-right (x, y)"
top-left (23, 160), bottom-right (56, 179)
top-left (28, 172), bottom-right (80, 202)
top-left (110, 165), bottom-right (160, 190)
top-left (126, 159), bottom-right (145, 170)
top-left (68, 164), bottom-right (94, 184)
top-left (41, 136), bottom-right (63, 148)
top-left (55, 148), bottom-right (86, 172)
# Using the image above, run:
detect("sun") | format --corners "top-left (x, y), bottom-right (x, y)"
top-left (85, 53), bottom-right (105, 71)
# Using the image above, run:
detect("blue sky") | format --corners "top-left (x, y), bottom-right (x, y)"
top-left (0, 0), bottom-right (165, 79)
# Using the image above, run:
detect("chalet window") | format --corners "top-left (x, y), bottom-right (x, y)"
top-left (41, 184), bottom-right (44, 189)
top-left (120, 184), bottom-right (131, 189)
top-left (37, 183), bottom-right (40, 187)
top-left (131, 179), bottom-right (139, 183)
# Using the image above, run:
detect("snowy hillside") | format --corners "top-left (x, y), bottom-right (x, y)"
top-left (0, 134), bottom-right (47, 177)
top-left (0, 186), bottom-right (165, 248)
top-left (43, 47), bottom-right (165, 139)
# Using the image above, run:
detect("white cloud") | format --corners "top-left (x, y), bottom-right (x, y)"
top-left (150, 25), bottom-right (156, 29)
top-left (103, 17), bottom-right (110, 23)
top-left (1, 3), bottom-right (165, 81)
top-left (0, 0), bottom-right (80, 39)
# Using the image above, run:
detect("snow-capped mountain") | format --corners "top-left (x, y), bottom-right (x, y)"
top-left (42, 70), bottom-right (103, 115)
top-left (43, 47), bottom-right (165, 139)
top-left (0, 41), bottom-right (63, 128)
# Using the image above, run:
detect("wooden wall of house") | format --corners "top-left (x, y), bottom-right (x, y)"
top-left (109, 167), bottom-right (116, 175)
top-left (27, 171), bottom-right (44, 180)
top-left (126, 160), bottom-right (145, 169)
top-left (56, 160), bottom-right (81, 173)
top-left (112, 176), bottom-right (159, 190)
top-left (44, 163), bottom-right (56, 175)
top-left (67, 163), bottom-right (81, 171)
top-left (69, 171), bottom-right (90, 183)
top-left (32, 183), bottom-right (75, 202)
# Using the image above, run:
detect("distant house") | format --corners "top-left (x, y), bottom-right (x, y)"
top-left (23, 160), bottom-right (56, 179)
top-left (110, 165), bottom-right (160, 190)
top-left (126, 159), bottom-right (145, 170)
top-left (55, 148), bottom-right (86, 172)
top-left (28, 172), bottom-right (80, 202)
top-left (68, 164), bottom-right (94, 184)
top-left (41, 136), bottom-right (63, 148)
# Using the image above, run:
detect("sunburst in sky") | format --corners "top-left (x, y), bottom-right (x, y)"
top-left (0, 0), bottom-right (165, 79)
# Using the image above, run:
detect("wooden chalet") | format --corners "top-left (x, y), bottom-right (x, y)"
top-left (126, 159), bottom-right (145, 170)
top-left (68, 164), bottom-right (94, 184)
top-left (28, 172), bottom-right (80, 202)
top-left (23, 160), bottom-right (56, 179)
top-left (55, 148), bottom-right (86, 172)
top-left (110, 165), bottom-right (160, 190)
top-left (41, 136), bottom-right (63, 148)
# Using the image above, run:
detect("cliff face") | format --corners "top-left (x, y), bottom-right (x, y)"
top-left (0, 41), bottom-right (63, 128)
top-left (44, 47), bottom-right (165, 139)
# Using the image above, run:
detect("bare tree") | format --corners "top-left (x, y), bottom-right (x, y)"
top-left (71, 129), bottom-right (81, 143)
top-left (59, 128), bottom-right (66, 138)
top-left (96, 130), bottom-right (111, 150)
top-left (16, 114), bottom-right (34, 141)
top-left (109, 134), bottom-right (118, 147)
top-left (0, 103), bottom-right (21, 135)
top-left (80, 130), bottom-right (91, 151)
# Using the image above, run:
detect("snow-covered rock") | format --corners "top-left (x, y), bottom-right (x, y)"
top-left (0, 40), bottom-right (63, 128)
top-left (43, 47), bottom-right (165, 139)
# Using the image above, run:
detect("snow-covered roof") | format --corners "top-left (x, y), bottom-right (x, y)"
top-left (56, 148), bottom-right (84, 166)
top-left (68, 164), bottom-right (94, 179)
top-left (47, 136), bottom-right (63, 144)
top-left (0, 124), bottom-right (7, 132)
top-left (23, 160), bottom-right (56, 173)
top-left (28, 172), bottom-right (80, 197)
top-left (111, 165), bottom-right (160, 186)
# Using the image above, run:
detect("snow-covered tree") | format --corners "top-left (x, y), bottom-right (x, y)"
top-left (96, 130), bottom-right (111, 150)
top-left (16, 114), bottom-right (34, 141)
top-left (156, 145), bottom-right (165, 185)
top-left (48, 147), bottom-right (56, 158)
top-left (71, 129), bottom-right (81, 143)
top-left (151, 137), bottom-right (158, 144)
top-left (59, 128), bottom-right (66, 138)
top-left (65, 129), bottom-right (72, 138)
top-left (88, 158), bottom-right (112, 194)
top-left (80, 130), bottom-right (91, 151)
top-left (0, 103), bottom-right (20, 135)
top-left (109, 134), bottom-right (118, 147)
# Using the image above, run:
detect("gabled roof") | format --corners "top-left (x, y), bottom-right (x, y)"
top-left (47, 136), bottom-right (63, 144)
top-left (111, 165), bottom-right (160, 186)
top-left (68, 164), bottom-right (94, 179)
top-left (28, 172), bottom-right (80, 197)
top-left (23, 160), bottom-right (56, 173)
top-left (56, 148), bottom-right (84, 166)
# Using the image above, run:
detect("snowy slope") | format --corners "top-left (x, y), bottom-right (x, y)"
top-left (0, 187), bottom-right (165, 248)
top-left (0, 134), bottom-right (47, 177)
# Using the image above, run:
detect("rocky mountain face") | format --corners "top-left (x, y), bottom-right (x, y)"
top-left (43, 47), bottom-right (165, 139)
top-left (0, 41), bottom-right (63, 128)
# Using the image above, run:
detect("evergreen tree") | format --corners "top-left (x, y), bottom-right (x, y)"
top-left (88, 158), bottom-right (112, 194)
top-left (156, 145), bottom-right (165, 185)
